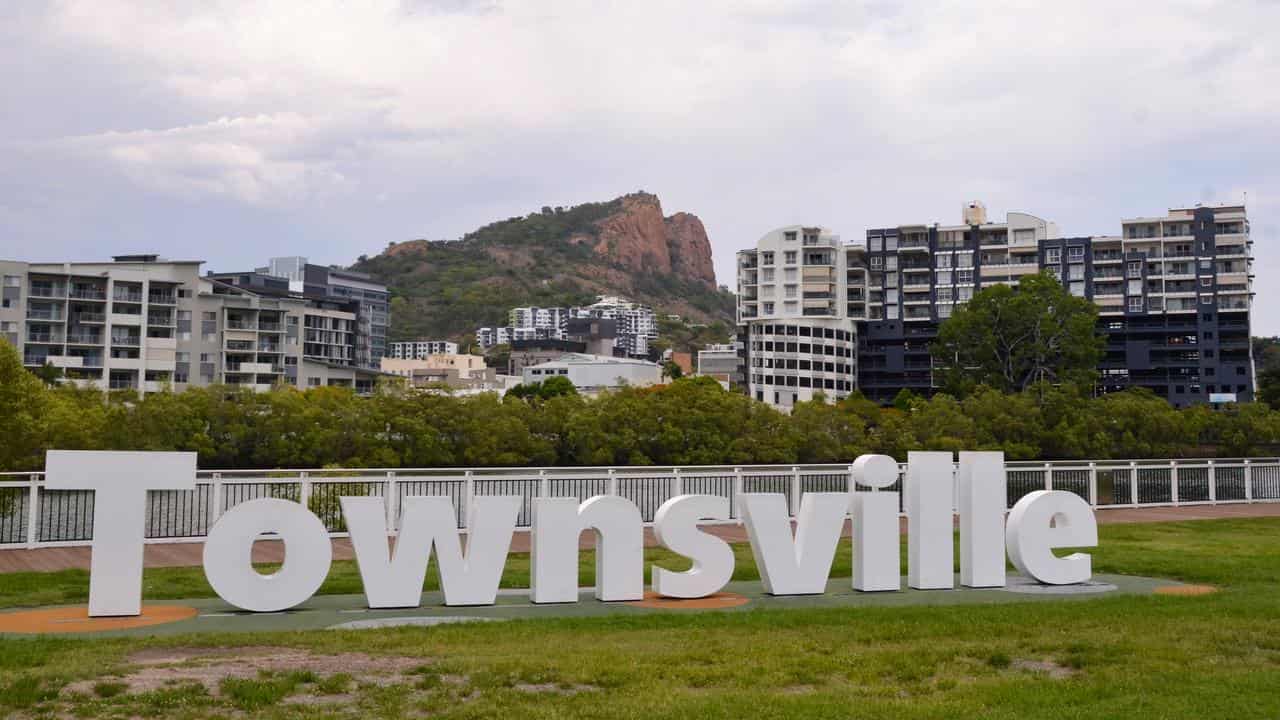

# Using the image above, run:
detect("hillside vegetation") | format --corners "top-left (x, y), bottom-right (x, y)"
top-left (351, 194), bottom-right (735, 345)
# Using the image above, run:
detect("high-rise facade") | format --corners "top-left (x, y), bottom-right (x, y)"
top-left (736, 203), bottom-right (1254, 409)
top-left (736, 226), bottom-right (860, 409)
top-left (1, 255), bottom-right (383, 394)
top-left (256, 257), bottom-right (390, 369)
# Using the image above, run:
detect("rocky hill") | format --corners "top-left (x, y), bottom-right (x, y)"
top-left (351, 193), bottom-right (735, 345)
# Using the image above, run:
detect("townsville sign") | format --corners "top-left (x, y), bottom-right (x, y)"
top-left (45, 450), bottom-right (1098, 618)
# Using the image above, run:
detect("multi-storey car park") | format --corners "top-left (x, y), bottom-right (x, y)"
top-left (736, 202), bottom-right (1254, 411)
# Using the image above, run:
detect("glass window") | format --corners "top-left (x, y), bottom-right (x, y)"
top-left (869, 237), bottom-right (882, 252)
top-left (936, 270), bottom-right (952, 284)
top-left (784, 251), bottom-right (797, 264)
top-left (1045, 248), bottom-right (1061, 264)
top-left (1068, 246), bottom-right (1085, 261)
top-left (885, 256), bottom-right (898, 271)
top-left (957, 269), bottom-right (974, 284)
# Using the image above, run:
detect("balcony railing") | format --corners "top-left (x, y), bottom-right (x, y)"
top-left (28, 285), bottom-right (66, 298)
top-left (26, 331), bottom-right (63, 343)
top-left (74, 312), bottom-right (106, 323)
top-left (147, 292), bottom-right (177, 305)
top-left (111, 336), bottom-right (141, 347)
top-left (26, 309), bottom-right (62, 321)
top-left (112, 291), bottom-right (143, 303)
top-left (68, 288), bottom-right (106, 300)
top-left (66, 333), bottom-right (103, 344)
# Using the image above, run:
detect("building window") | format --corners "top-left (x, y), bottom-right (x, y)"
top-left (1200, 295), bottom-right (1213, 305)
top-left (869, 237), bottom-right (883, 252)
top-left (762, 252), bottom-right (774, 265)
top-left (1068, 246), bottom-right (1085, 261)
top-left (1069, 265), bottom-right (1084, 280)
top-left (938, 304), bottom-right (953, 318)
top-left (885, 256), bottom-right (898, 271)
top-left (1200, 277), bottom-right (1212, 287)
top-left (957, 269), bottom-right (974, 284)
top-left (936, 254), bottom-right (952, 268)
top-left (936, 270), bottom-right (952, 284)
top-left (1127, 261), bottom-right (1142, 279)
top-left (870, 257), bottom-right (883, 270)
top-left (1045, 248), bottom-right (1061, 264)
top-left (784, 251), bottom-right (797, 264)
top-left (1070, 282), bottom-right (1085, 297)
top-left (957, 286), bottom-right (973, 302)
top-left (936, 287), bottom-right (953, 302)
top-left (957, 253), bottom-right (974, 268)
top-left (1128, 296), bottom-right (1143, 312)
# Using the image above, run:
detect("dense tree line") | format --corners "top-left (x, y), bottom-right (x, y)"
top-left (4, 339), bottom-right (1279, 473)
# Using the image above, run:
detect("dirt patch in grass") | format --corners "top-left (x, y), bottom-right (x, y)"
top-left (514, 682), bottom-right (598, 695)
top-left (1010, 658), bottom-right (1078, 680)
top-left (64, 646), bottom-right (430, 696)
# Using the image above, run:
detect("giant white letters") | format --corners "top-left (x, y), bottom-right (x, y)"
top-left (203, 498), bottom-right (333, 612)
top-left (741, 492), bottom-right (846, 595)
top-left (850, 454), bottom-right (900, 592)
top-left (529, 495), bottom-right (644, 603)
top-left (651, 495), bottom-right (735, 598)
top-left (43, 450), bottom-right (1105, 616)
top-left (340, 496), bottom-right (432, 609)
top-left (958, 451), bottom-right (1006, 588)
top-left (44, 450), bottom-right (196, 617)
top-left (906, 451), bottom-right (955, 590)
top-left (1005, 490), bottom-right (1097, 585)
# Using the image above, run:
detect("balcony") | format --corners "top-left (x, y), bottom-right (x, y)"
top-left (112, 291), bottom-right (143, 303)
top-left (147, 313), bottom-right (175, 326)
top-left (226, 319), bottom-right (256, 330)
top-left (29, 284), bottom-right (66, 299)
top-left (74, 311), bottom-right (106, 323)
top-left (147, 292), bottom-right (177, 305)
top-left (68, 288), bottom-right (106, 300)
top-left (111, 335), bottom-right (141, 347)
top-left (66, 332), bottom-right (104, 345)
top-left (258, 322), bottom-right (283, 332)
top-left (26, 330), bottom-right (63, 344)
top-left (26, 308), bottom-right (63, 321)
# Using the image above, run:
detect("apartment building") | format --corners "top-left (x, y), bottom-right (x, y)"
top-left (258, 257), bottom-right (389, 368)
top-left (1, 255), bottom-right (383, 394)
top-left (735, 202), bottom-right (1254, 409)
top-left (736, 227), bottom-right (860, 409)
top-left (696, 343), bottom-right (745, 387)
top-left (388, 340), bottom-right (459, 359)
top-left (476, 296), bottom-right (658, 357)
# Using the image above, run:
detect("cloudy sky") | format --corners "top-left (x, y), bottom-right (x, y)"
top-left (3, 1), bottom-right (1278, 330)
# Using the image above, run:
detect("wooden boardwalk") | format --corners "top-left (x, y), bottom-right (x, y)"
top-left (2, 503), bottom-right (1277, 574)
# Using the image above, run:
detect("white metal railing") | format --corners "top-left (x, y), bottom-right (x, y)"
top-left (1, 458), bottom-right (1278, 550)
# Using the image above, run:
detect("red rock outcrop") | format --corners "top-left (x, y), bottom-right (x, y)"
top-left (588, 193), bottom-right (717, 288)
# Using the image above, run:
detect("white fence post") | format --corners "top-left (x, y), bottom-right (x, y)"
top-left (463, 470), bottom-right (475, 529)
top-left (538, 469), bottom-right (548, 499)
top-left (672, 467), bottom-right (682, 499)
top-left (385, 471), bottom-right (398, 531)
top-left (1171, 461), bottom-right (1179, 506)
top-left (732, 467), bottom-right (743, 521)
top-left (1088, 462), bottom-right (1098, 507)
top-left (1244, 460), bottom-right (1253, 503)
top-left (299, 471), bottom-right (311, 509)
top-left (26, 474), bottom-right (40, 549)
top-left (607, 468), bottom-right (618, 497)
top-left (790, 466), bottom-right (801, 518)
top-left (1044, 462), bottom-right (1052, 491)
top-left (1208, 461), bottom-right (1216, 504)
top-left (1130, 461), bottom-right (1139, 506)
top-left (210, 472), bottom-right (223, 528)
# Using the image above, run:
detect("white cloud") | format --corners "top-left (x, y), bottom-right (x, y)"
top-left (3, 0), bottom-right (1279, 326)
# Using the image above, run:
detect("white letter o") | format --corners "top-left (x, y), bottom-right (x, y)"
top-left (203, 498), bottom-right (333, 612)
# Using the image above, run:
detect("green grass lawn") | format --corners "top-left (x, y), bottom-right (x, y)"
top-left (2, 518), bottom-right (1279, 719)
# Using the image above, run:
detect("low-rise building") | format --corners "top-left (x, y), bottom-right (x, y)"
top-left (521, 353), bottom-right (662, 394)
top-left (380, 354), bottom-right (512, 393)
top-left (697, 343), bottom-right (745, 386)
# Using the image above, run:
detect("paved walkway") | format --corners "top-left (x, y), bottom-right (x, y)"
top-left (2, 503), bottom-right (1277, 574)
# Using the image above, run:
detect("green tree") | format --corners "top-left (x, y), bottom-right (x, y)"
top-left (0, 339), bottom-right (49, 471)
top-left (31, 362), bottom-right (63, 386)
top-left (932, 272), bottom-right (1104, 395)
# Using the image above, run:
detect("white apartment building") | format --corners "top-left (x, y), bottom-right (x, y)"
top-left (388, 340), bottom-right (459, 359)
top-left (736, 226), bottom-right (860, 409)
top-left (0, 255), bottom-right (383, 394)
top-left (478, 296), bottom-right (658, 356)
